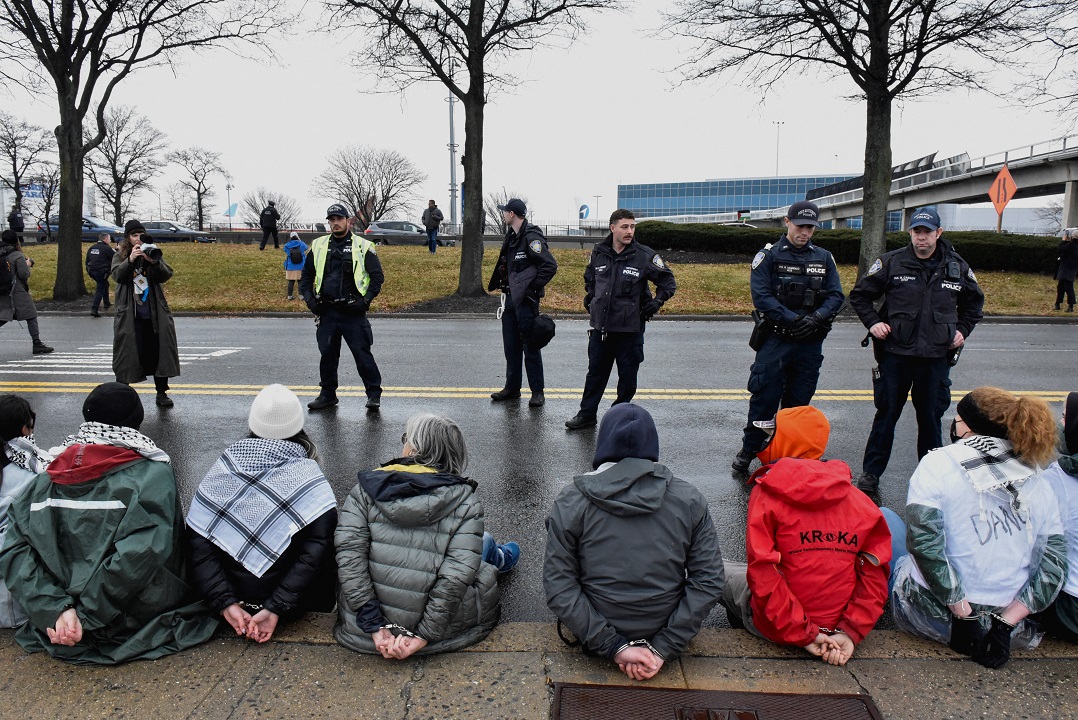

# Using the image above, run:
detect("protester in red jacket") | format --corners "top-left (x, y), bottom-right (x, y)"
top-left (720, 405), bottom-right (897, 665)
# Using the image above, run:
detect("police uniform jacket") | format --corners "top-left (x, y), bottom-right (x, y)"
top-left (750, 236), bottom-right (844, 329)
top-left (6, 211), bottom-right (23, 233)
top-left (85, 240), bottom-right (115, 280)
top-left (585, 235), bottom-right (677, 334)
top-left (486, 220), bottom-right (557, 308)
top-left (260, 206), bottom-right (280, 230)
top-left (849, 240), bottom-right (984, 358)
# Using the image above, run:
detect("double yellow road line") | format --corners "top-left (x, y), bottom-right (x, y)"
top-left (0, 382), bottom-right (1068, 403)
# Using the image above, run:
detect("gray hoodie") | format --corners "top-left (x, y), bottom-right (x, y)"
top-left (543, 456), bottom-right (724, 659)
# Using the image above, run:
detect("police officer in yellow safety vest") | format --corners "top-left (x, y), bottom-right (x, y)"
top-left (299, 203), bottom-right (385, 412)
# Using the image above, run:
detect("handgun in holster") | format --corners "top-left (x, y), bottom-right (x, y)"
top-left (749, 310), bottom-right (772, 351)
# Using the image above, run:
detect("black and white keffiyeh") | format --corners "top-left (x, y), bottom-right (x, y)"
top-left (51, 421), bottom-right (170, 463)
top-left (186, 438), bottom-right (336, 578)
top-left (3, 434), bottom-right (53, 474)
top-left (952, 435), bottom-right (1037, 494)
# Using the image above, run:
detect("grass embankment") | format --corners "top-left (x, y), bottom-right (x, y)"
top-left (21, 243), bottom-right (1060, 316)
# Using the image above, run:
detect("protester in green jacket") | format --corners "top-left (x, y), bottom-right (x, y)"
top-left (0, 383), bottom-right (216, 664)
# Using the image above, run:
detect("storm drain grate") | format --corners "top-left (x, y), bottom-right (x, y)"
top-left (551, 683), bottom-right (884, 720)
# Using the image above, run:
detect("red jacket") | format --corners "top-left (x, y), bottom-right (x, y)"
top-left (746, 457), bottom-right (891, 646)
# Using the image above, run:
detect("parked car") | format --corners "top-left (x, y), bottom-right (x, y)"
top-left (37, 215), bottom-right (124, 242)
top-left (142, 221), bottom-right (217, 243)
top-left (364, 220), bottom-right (455, 246)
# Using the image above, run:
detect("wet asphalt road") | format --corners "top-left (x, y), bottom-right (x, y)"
top-left (0, 315), bottom-right (1073, 626)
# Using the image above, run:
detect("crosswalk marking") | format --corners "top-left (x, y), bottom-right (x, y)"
top-left (0, 344), bottom-right (249, 377)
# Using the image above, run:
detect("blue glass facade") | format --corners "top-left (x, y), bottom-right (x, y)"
top-left (617, 175), bottom-right (858, 218)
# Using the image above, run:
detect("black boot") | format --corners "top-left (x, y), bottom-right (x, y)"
top-left (32, 340), bottom-right (53, 355)
top-left (1069, 305), bottom-right (1075, 313)
top-left (1055, 303), bottom-right (1062, 311)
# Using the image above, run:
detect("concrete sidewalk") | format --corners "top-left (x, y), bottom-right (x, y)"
top-left (1, 617), bottom-right (1075, 719)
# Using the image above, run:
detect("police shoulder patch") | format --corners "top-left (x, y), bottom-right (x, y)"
top-left (529, 239), bottom-right (543, 254)
top-left (651, 254), bottom-right (665, 269)
top-left (751, 251), bottom-right (765, 270)
top-left (967, 268), bottom-right (977, 282)
top-left (867, 258), bottom-right (882, 276)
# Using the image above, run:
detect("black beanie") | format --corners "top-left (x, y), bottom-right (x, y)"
top-left (1065, 392), bottom-right (1078, 455)
top-left (1, 229), bottom-right (18, 246)
top-left (123, 219), bottom-right (146, 236)
top-left (593, 404), bottom-right (659, 469)
top-left (82, 382), bottom-right (144, 430)
top-left (956, 392), bottom-right (1008, 440)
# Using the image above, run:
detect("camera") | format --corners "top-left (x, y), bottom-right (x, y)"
top-left (139, 243), bottom-right (162, 261)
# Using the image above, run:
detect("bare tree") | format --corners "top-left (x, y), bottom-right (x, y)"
top-left (484, 189), bottom-right (531, 235)
top-left (325, 0), bottom-right (615, 296)
top-left (162, 183), bottom-right (199, 227)
top-left (240, 188), bottom-right (303, 229)
top-left (0, 0), bottom-right (284, 299)
top-left (25, 162), bottom-right (60, 241)
top-left (665, 0), bottom-right (1078, 277)
top-left (168, 147), bottom-right (225, 231)
top-left (311, 145), bottom-right (426, 230)
top-left (0, 112), bottom-right (53, 211)
top-left (1035, 197), bottom-right (1065, 235)
top-left (85, 107), bottom-right (169, 226)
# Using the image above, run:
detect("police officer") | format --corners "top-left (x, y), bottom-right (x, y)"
top-left (732, 200), bottom-right (844, 473)
top-left (7, 205), bottom-right (24, 243)
top-left (259, 201), bottom-right (280, 251)
top-left (85, 232), bottom-right (115, 317)
top-left (565, 209), bottom-right (676, 430)
top-left (849, 207), bottom-right (983, 496)
top-left (487, 198), bottom-right (557, 407)
top-left (300, 203), bottom-right (384, 412)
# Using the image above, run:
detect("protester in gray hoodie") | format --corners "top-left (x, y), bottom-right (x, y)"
top-left (543, 403), bottom-right (724, 681)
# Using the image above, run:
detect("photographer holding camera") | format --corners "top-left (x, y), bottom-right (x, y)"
top-left (111, 219), bottom-right (180, 408)
top-left (299, 203), bottom-right (384, 412)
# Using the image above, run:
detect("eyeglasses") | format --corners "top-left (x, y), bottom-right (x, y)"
top-left (401, 432), bottom-right (408, 445)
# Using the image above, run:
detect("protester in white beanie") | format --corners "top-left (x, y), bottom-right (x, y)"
top-left (185, 384), bottom-right (338, 643)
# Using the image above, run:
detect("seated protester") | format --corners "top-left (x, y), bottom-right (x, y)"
top-left (1031, 391), bottom-right (1078, 642)
top-left (0, 394), bottom-right (53, 628)
top-left (891, 387), bottom-right (1067, 669)
top-left (335, 413), bottom-right (519, 660)
top-left (186, 384), bottom-right (338, 644)
top-left (544, 403), bottom-right (724, 682)
top-left (0, 382), bottom-right (216, 664)
top-left (720, 406), bottom-right (894, 666)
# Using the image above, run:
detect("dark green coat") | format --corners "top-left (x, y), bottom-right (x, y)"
top-left (0, 454), bottom-right (216, 664)
top-left (111, 252), bottom-right (180, 382)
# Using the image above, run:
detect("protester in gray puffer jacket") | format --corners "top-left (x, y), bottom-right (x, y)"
top-left (544, 403), bottom-right (724, 681)
top-left (334, 413), bottom-right (519, 659)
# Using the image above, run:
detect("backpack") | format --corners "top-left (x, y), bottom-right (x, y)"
top-left (289, 246), bottom-right (303, 265)
top-left (0, 247), bottom-right (15, 296)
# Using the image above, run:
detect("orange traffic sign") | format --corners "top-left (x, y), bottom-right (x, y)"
top-left (989, 164), bottom-right (1017, 215)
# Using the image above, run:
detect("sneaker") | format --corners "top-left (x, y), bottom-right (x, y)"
top-left (731, 448), bottom-right (755, 473)
top-left (365, 396), bottom-right (381, 410)
top-left (493, 542), bottom-right (521, 574)
top-left (855, 472), bottom-right (880, 495)
top-left (307, 394), bottom-right (339, 411)
top-left (528, 392), bottom-right (545, 407)
top-left (32, 340), bottom-right (53, 355)
top-left (565, 413), bottom-right (597, 431)
top-left (155, 393), bottom-right (174, 408)
top-left (490, 388), bottom-right (521, 402)
top-left (287, 295), bottom-right (294, 300)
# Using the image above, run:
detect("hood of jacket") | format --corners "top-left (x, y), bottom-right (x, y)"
top-left (46, 443), bottom-right (143, 485)
top-left (573, 457), bottom-right (672, 516)
top-left (358, 459), bottom-right (477, 527)
top-left (752, 456), bottom-right (852, 508)
top-left (593, 404), bottom-right (659, 468)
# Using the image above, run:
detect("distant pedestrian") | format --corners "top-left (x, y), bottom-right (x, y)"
top-left (0, 230), bottom-right (53, 355)
top-left (487, 198), bottom-right (557, 408)
top-left (1055, 228), bottom-right (1077, 312)
top-left (421, 200), bottom-right (444, 254)
top-left (85, 233), bottom-right (115, 317)
top-left (259, 201), bottom-right (280, 251)
top-left (111, 220), bottom-right (179, 408)
top-left (6, 205), bottom-right (24, 244)
top-left (283, 231), bottom-right (307, 300)
top-left (565, 209), bottom-right (675, 431)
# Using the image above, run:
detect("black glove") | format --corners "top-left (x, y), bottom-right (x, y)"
top-left (790, 312), bottom-right (824, 339)
top-left (948, 615), bottom-right (985, 656)
top-left (641, 298), bottom-right (662, 320)
top-left (306, 297), bottom-right (324, 316)
top-left (583, 293), bottom-right (592, 312)
top-left (972, 615), bottom-right (1014, 669)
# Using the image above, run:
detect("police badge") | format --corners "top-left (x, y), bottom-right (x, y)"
top-left (529, 239), bottom-right (542, 254)
top-left (652, 254), bottom-right (665, 269)
top-left (867, 258), bottom-right (882, 275)
top-left (751, 251), bottom-right (765, 269)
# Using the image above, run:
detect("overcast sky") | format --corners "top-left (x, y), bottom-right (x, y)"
top-left (8, 0), bottom-right (1074, 225)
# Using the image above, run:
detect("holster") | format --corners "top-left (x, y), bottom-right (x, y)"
top-left (861, 332), bottom-right (885, 364)
top-left (749, 310), bottom-right (771, 351)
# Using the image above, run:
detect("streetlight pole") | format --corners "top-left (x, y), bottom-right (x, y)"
top-left (773, 121), bottom-right (785, 176)
top-left (593, 195), bottom-right (602, 224)
top-left (446, 60), bottom-right (459, 230)
top-left (225, 183), bottom-right (233, 231)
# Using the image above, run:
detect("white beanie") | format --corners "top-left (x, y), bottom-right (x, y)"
top-left (248, 384), bottom-right (304, 440)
